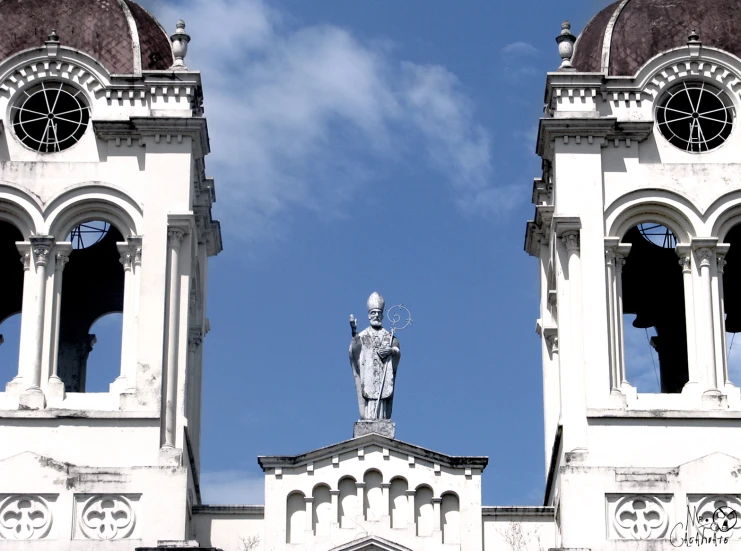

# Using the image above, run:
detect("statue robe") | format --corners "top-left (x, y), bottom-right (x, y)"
top-left (349, 327), bottom-right (400, 420)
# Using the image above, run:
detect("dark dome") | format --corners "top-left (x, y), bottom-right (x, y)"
top-left (0, 0), bottom-right (173, 74)
top-left (572, 0), bottom-right (741, 76)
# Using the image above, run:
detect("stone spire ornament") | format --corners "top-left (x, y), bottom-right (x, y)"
top-left (556, 20), bottom-right (576, 70)
top-left (170, 20), bottom-right (191, 70)
top-left (349, 293), bottom-right (412, 439)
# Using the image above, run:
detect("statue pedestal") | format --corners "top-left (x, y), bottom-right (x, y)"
top-left (354, 420), bottom-right (395, 439)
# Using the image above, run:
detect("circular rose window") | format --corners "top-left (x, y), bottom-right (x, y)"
top-left (10, 81), bottom-right (90, 152)
top-left (656, 81), bottom-right (733, 152)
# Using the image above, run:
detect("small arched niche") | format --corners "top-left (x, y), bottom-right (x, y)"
top-left (0, 220), bottom-right (24, 387)
top-left (363, 469), bottom-right (383, 521)
top-left (312, 484), bottom-right (331, 537)
top-left (338, 476), bottom-right (357, 528)
top-left (441, 492), bottom-right (460, 544)
top-left (622, 223), bottom-right (688, 393)
top-left (286, 491), bottom-right (306, 544)
top-left (390, 477), bottom-right (408, 528)
top-left (57, 220), bottom-right (124, 392)
top-left (414, 485), bottom-right (434, 537)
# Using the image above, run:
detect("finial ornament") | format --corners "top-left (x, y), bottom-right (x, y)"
top-left (47, 30), bottom-right (59, 42)
top-left (170, 20), bottom-right (191, 70)
top-left (688, 29), bottom-right (701, 43)
top-left (556, 20), bottom-right (576, 70)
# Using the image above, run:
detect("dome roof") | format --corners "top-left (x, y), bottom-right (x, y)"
top-left (572, 0), bottom-right (741, 76)
top-left (0, 0), bottom-right (173, 74)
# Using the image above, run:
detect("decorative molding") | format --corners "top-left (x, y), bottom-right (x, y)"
top-left (609, 494), bottom-right (671, 540)
top-left (0, 59), bottom-right (105, 100)
top-left (93, 117), bottom-right (210, 159)
top-left (167, 228), bottom-right (186, 247)
top-left (0, 495), bottom-right (53, 540)
top-left (117, 237), bottom-right (142, 272)
top-left (78, 495), bottom-right (136, 540)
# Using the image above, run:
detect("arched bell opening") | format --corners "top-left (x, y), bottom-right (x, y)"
top-left (0, 221), bottom-right (24, 388)
top-left (722, 224), bottom-right (741, 385)
top-left (57, 220), bottom-right (124, 392)
top-left (622, 223), bottom-right (688, 393)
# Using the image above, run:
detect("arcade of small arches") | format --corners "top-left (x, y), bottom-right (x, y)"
top-left (0, 195), bottom-right (199, 407)
top-left (285, 471), bottom-right (460, 544)
top-left (595, 201), bottom-right (741, 396)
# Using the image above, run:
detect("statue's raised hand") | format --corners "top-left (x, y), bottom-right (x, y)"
top-left (350, 314), bottom-right (357, 337)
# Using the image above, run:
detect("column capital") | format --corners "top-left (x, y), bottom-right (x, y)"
top-left (29, 236), bottom-right (54, 267)
top-left (697, 247), bottom-right (713, 268)
top-left (543, 327), bottom-right (559, 355)
top-left (329, 490), bottom-right (341, 496)
top-left (54, 242), bottom-right (72, 273)
top-left (561, 231), bottom-right (580, 252)
top-left (167, 227), bottom-right (187, 247)
top-left (188, 329), bottom-right (203, 352)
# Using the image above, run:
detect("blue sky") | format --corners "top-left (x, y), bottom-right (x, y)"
top-left (0, 0), bottom-right (625, 505)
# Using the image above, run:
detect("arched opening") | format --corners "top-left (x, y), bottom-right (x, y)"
top-left (84, 313), bottom-right (123, 392)
top-left (390, 477), bottom-right (408, 528)
top-left (622, 223), bottom-right (688, 393)
top-left (57, 220), bottom-right (124, 392)
top-left (441, 492), bottom-right (460, 544)
top-left (312, 484), bottom-right (331, 537)
top-left (722, 224), bottom-right (741, 384)
top-left (414, 485), bottom-right (434, 537)
top-left (338, 476), bottom-right (357, 528)
top-left (286, 491), bottom-right (305, 544)
top-left (0, 221), bottom-right (24, 388)
top-left (363, 470), bottom-right (383, 521)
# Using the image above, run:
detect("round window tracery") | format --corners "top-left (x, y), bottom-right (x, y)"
top-left (656, 81), bottom-right (733, 152)
top-left (637, 223), bottom-right (676, 249)
top-left (67, 221), bottom-right (111, 250)
top-left (11, 81), bottom-right (90, 153)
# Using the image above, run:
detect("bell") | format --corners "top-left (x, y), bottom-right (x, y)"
top-left (632, 312), bottom-right (655, 329)
top-left (726, 312), bottom-right (741, 334)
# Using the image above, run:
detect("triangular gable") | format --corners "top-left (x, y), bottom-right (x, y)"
top-left (330, 535), bottom-right (414, 551)
top-left (677, 451), bottom-right (741, 473)
top-left (257, 433), bottom-right (488, 472)
top-left (0, 451), bottom-right (75, 475)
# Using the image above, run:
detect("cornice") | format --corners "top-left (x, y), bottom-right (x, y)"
top-left (93, 116), bottom-right (210, 159)
top-left (257, 433), bottom-right (488, 472)
top-left (537, 116), bottom-right (653, 160)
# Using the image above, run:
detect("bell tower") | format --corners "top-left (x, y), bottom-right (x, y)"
top-left (527, 2), bottom-right (741, 548)
top-left (0, 1), bottom-right (221, 547)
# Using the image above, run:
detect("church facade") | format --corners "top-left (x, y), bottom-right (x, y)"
top-left (1, 0), bottom-right (741, 549)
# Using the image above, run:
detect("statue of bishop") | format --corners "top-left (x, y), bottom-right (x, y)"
top-left (349, 292), bottom-right (401, 420)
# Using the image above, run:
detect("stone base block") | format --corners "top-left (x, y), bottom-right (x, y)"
top-left (19, 391), bottom-right (45, 410)
top-left (354, 420), bottom-right (395, 439)
top-left (702, 392), bottom-right (728, 409)
top-left (46, 376), bottom-right (66, 400)
top-left (158, 446), bottom-right (183, 467)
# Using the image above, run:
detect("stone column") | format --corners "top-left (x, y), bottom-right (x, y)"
top-left (47, 244), bottom-right (71, 399)
top-left (605, 246), bottom-right (618, 391)
top-left (355, 482), bottom-right (366, 521)
top-left (614, 250), bottom-right (630, 392)
top-left (163, 228), bottom-right (186, 449)
top-left (432, 497), bottom-right (442, 532)
top-left (7, 247), bottom-right (32, 393)
top-left (677, 248), bottom-right (699, 391)
top-left (405, 490), bottom-right (416, 527)
top-left (696, 246), bottom-right (720, 395)
top-left (304, 497), bottom-right (314, 533)
top-left (187, 331), bottom-right (202, 434)
top-left (115, 237), bottom-right (142, 394)
top-left (20, 237), bottom-right (53, 407)
top-left (560, 229), bottom-right (587, 452)
top-left (329, 490), bottom-right (340, 526)
top-left (381, 482), bottom-right (391, 526)
top-left (717, 251), bottom-right (730, 387)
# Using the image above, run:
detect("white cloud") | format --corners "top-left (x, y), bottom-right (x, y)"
top-left (143, 0), bottom-right (505, 242)
top-left (501, 42), bottom-right (539, 57)
top-left (200, 470), bottom-right (264, 505)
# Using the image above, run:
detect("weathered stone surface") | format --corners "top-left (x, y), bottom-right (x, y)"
top-left (354, 420), bottom-right (395, 439)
